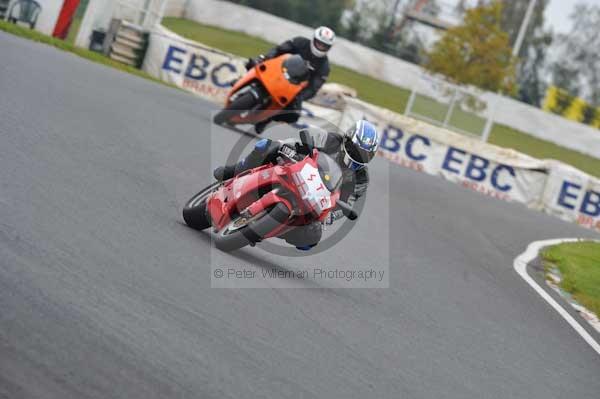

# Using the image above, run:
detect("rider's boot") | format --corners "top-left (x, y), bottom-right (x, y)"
top-left (213, 158), bottom-right (251, 181)
top-left (254, 120), bottom-right (269, 135)
top-left (213, 165), bottom-right (236, 181)
top-left (213, 138), bottom-right (277, 181)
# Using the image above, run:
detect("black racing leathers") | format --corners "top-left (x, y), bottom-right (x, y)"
top-left (256, 37), bottom-right (330, 124)
top-left (230, 133), bottom-right (368, 248)
top-left (237, 133), bottom-right (368, 203)
top-left (265, 36), bottom-right (330, 104)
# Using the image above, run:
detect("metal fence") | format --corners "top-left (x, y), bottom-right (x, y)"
top-left (404, 77), bottom-right (494, 141)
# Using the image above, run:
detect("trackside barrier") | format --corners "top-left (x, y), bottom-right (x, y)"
top-left (339, 98), bottom-right (548, 208)
top-left (143, 25), bottom-right (246, 104)
top-left (541, 162), bottom-right (600, 232)
top-left (142, 25), bottom-right (600, 233)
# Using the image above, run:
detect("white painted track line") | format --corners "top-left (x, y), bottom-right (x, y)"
top-left (513, 238), bottom-right (600, 356)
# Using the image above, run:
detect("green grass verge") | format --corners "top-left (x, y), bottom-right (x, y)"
top-left (542, 241), bottom-right (600, 318)
top-left (162, 17), bottom-right (600, 178)
top-left (65, 16), bottom-right (82, 45)
top-left (0, 19), bottom-right (175, 89)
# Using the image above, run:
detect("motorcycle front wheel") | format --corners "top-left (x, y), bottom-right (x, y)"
top-left (183, 182), bottom-right (221, 230)
top-left (213, 92), bottom-right (257, 125)
top-left (213, 203), bottom-right (290, 252)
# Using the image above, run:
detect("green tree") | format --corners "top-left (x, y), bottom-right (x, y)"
top-left (552, 4), bottom-right (600, 105)
top-left (497, 0), bottom-right (552, 105)
top-left (340, 8), bottom-right (364, 42)
top-left (353, 0), bottom-right (439, 64)
top-left (425, 1), bottom-right (517, 93)
top-left (550, 64), bottom-right (580, 98)
top-left (230, 0), bottom-right (351, 32)
top-left (366, 12), bottom-right (395, 54)
top-left (499, 0), bottom-right (547, 56)
top-left (518, 30), bottom-right (552, 106)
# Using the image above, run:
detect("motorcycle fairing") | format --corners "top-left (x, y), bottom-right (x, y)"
top-left (225, 54), bottom-right (308, 125)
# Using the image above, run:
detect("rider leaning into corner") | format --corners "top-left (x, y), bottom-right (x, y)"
top-left (245, 26), bottom-right (335, 134)
top-left (214, 120), bottom-right (379, 251)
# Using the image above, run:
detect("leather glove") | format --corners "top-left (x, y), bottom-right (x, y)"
top-left (324, 209), bottom-right (344, 225)
top-left (245, 55), bottom-right (266, 70)
top-left (244, 58), bottom-right (256, 70)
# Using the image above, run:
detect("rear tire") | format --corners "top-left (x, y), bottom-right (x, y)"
top-left (183, 182), bottom-right (220, 230)
top-left (213, 92), bottom-right (257, 125)
top-left (213, 203), bottom-right (290, 252)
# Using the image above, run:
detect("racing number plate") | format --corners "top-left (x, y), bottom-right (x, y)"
top-left (292, 163), bottom-right (332, 214)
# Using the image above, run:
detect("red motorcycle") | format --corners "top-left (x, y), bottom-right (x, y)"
top-left (183, 132), bottom-right (356, 251)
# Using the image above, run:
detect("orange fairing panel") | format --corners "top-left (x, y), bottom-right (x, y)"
top-left (254, 55), bottom-right (307, 107)
top-left (227, 55), bottom-right (307, 108)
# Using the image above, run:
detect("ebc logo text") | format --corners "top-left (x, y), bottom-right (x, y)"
top-left (380, 125), bottom-right (516, 193)
top-left (381, 126), bottom-right (431, 162)
top-left (557, 181), bottom-right (600, 217)
top-left (161, 45), bottom-right (239, 88)
top-left (441, 147), bottom-right (516, 193)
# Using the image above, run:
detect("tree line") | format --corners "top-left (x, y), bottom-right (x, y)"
top-left (227, 0), bottom-right (600, 110)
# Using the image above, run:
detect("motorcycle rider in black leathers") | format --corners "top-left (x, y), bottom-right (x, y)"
top-left (213, 121), bottom-right (380, 250)
top-left (245, 26), bottom-right (335, 134)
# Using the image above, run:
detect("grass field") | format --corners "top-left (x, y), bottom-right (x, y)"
top-left (542, 241), bottom-right (600, 318)
top-left (162, 17), bottom-right (600, 178)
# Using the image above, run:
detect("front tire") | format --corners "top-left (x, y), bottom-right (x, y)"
top-left (213, 92), bottom-right (257, 125)
top-left (213, 203), bottom-right (290, 252)
top-left (183, 182), bottom-right (220, 230)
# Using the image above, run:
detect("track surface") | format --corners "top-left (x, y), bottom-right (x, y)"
top-left (1, 32), bottom-right (599, 399)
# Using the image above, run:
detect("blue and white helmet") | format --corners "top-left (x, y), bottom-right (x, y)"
top-left (342, 120), bottom-right (379, 170)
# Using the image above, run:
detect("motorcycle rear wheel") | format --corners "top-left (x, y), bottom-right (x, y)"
top-left (183, 182), bottom-right (221, 230)
top-left (213, 203), bottom-right (290, 251)
top-left (213, 92), bottom-right (257, 125)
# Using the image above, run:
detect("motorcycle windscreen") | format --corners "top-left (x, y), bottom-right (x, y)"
top-left (317, 153), bottom-right (343, 192)
top-left (282, 55), bottom-right (310, 84)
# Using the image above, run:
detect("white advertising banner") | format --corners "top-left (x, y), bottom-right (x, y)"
top-left (542, 162), bottom-right (600, 232)
top-left (296, 102), bottom-right (344, 131)
top-left (340, 98), bottom-right (548, 208)
top-left (143, 25), bottom-right (246, 104)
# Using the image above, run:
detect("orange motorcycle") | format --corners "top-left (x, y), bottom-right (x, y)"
top-left (213, 54), bottom-right (309, 127)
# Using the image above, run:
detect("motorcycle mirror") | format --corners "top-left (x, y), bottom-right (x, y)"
top-left (299, 129), bottom-right (315, 152)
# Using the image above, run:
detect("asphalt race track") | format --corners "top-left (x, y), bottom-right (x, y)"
top-left (1, 32), bottom-right (599, 399)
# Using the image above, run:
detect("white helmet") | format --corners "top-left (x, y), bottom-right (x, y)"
top-left (310, 26), bottom-right (335, 58)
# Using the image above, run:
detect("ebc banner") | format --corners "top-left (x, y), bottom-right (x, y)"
top-left (143, 25), bottom-right (246, 103)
